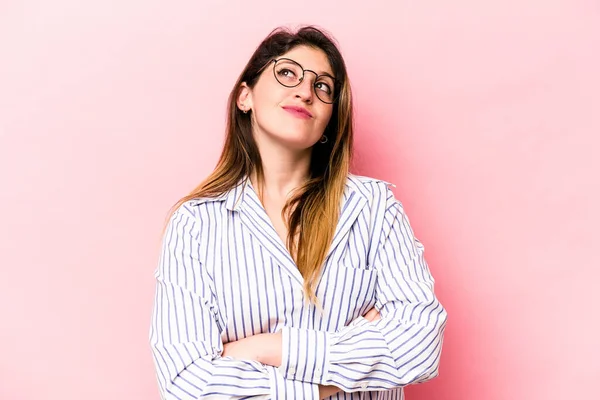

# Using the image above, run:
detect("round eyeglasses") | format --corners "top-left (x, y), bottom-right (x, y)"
top-left (263, 58), bottom-right (339, 104)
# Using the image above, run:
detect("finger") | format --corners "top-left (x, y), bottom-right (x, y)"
top-left (365, 308), bottom-right (382, 322)
top-left (363, 308), bottom-right (377, 321)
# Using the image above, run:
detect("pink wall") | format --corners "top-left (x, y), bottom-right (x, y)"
top-left (1, 1), bottom-right (598, 399)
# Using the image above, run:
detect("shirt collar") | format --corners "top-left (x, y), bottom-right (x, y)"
top-left (189, 173), bottom-right (375, 211)
top-left (187, 175), bottom-right (248, 210)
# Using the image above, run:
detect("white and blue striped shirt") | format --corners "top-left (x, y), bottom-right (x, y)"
top-left (149, 174), bottom-right (447, 399)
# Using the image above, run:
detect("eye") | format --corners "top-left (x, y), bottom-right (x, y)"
top-left (315, 81), bottom-right (332, 94)
top-left (277, 68), bottom-right (297, 79)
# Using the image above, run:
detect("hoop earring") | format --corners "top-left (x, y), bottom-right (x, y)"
top-left (319, 135), bottom-right (328, 144)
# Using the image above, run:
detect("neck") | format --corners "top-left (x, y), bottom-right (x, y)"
top-left (250, 140), bottom-right (312, 202)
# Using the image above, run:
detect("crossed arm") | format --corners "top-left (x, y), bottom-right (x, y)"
top-left (221, 308), bottom-right (382, 399)
top-left (150, 198), bottom-right (447, 399)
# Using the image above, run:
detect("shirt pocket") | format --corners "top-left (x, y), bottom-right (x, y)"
top-left (319, 262), bottom-right (378, 327)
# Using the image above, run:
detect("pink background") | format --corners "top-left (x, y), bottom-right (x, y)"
top-left (1, 1), bottom-right (599, 399)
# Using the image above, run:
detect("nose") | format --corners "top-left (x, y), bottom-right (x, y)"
top-left (294, 72), bottom-right (317, 103)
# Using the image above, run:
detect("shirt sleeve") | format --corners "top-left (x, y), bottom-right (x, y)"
top-left (149, 204), bottom-right (319, 399)
top-left (278, 189), bottom-right (448, 392)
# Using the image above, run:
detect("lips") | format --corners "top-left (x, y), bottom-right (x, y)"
top-left (282, 105), bottom-right (313, 119)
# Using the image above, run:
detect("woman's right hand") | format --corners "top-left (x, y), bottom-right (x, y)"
top-left (318, 307), bottom-right (381, 398)
top-left (362, 307), bottom-right (381, 322)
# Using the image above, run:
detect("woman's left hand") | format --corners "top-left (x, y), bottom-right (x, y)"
top-left (222, 331), bottom-right (282, 367)
top-left (224, 331), bottom-right (343, 398)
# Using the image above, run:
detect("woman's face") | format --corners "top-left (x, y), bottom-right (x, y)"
top-left (239, 45), bottom-right (335, 151)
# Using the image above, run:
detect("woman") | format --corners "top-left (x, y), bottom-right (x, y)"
top-left (149, 25), bottom-right (447, 399)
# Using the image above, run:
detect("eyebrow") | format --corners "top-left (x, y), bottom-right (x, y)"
top-left (318, 71), bottom-right (336, 79)
top-left (308, 64), bottom-right (334, 78)
top-left (305, 67), bottom-right (335, 80)
top-left (276, 57), bottom-right (336, 79)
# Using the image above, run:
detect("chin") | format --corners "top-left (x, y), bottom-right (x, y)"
top-left (266, 127), bottom-right (315, 147)
top-left (277, 134), bottom-right (319, 150)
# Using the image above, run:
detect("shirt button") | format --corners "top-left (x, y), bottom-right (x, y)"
top-left (289, 367), bottom-right (296, 374)
top-left (361, 382), bottom-right (368, 389)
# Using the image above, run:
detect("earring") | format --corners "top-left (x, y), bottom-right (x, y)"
top-left (319, 135), bottom-right (328, 144)
top-left (243, 109), bottom-right (248, 114)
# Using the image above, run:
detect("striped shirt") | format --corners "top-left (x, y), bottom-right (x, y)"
top-left (149, 174), bottom-right (447, 399)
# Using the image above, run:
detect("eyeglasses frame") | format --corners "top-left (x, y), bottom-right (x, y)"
top-left (256, 57), bottom-right (340, 104)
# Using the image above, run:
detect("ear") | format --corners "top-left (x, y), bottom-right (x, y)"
top-left (237, 82), bottom-right (253, 113)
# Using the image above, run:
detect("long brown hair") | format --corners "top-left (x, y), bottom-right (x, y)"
top-left (165, 25), bottom-right (354, 303)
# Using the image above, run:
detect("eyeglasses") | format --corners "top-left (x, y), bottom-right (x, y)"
top-left (260, 58), bottom-right (339, 104)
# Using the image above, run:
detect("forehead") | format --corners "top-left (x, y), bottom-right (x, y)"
top-left (279, 45), bottom-right (333, 76)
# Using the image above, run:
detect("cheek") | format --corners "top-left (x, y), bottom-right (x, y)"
top-left (253, 81), bottom-right (287, 108)
top-left (318, 109), bottom-right (334, 131)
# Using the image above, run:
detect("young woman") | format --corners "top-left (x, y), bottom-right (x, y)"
top-left (149, 25), bottom-right (448, 399)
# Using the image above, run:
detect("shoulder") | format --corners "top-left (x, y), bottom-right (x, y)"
top-left (346, 174), bottom-right (408, 225)
top-left (173, 191), bottom-right (229, 219)
top-left (164, 200), bottom-right (202, 234)
top-left (165, 196), bottom-right (221, 234)
top-left (347, 173), bottom-right (395, 189)
top-left (346, 173), bottom-right (398, 203)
